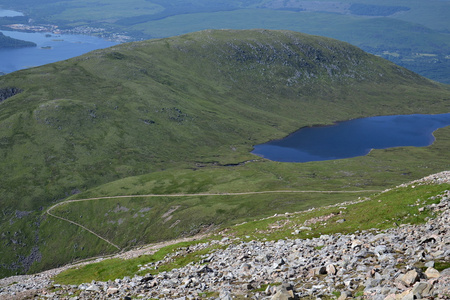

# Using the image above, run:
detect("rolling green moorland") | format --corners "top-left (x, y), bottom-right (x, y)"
top-left (0, 29), bottom-right (449, 278)
top-left (0, 0), bottom-right (449, 83)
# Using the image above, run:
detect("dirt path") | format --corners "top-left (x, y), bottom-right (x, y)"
top-left (50, 189), bottom-right (381, 206)
top-left (46, 205), bottom-right (121, 251)
top-left (2, 189), bottom-right (382, 288)
top-left (3, 172), bottom-right (448, 290)
top-left (46, 189), bottom-right (380, 255)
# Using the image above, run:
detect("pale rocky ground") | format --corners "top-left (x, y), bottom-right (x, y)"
top-left (1, 171), bottom-right (449, 300)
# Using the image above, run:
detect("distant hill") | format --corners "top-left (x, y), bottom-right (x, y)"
top-left (0, 32), bottom-right (35, 48)
top-left (2, 0), bottom-right (449, 83)
top-left (0, 29), bottom-right (449, 278)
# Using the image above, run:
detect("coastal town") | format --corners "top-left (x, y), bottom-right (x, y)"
top-left (3, 23), bottom-right (131, 42)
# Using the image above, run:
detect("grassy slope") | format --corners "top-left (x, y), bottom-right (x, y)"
top-left (0, 32), bottom-right (36, 48)
top-left (33, 126), bottom-right (450, 273)
top-left (0, 29), bottom-right (449, 277)
top-left (2, 29), bottom-right (448, 209)
top-left (52, 180), bottom-right (450, 286)
top-left (122, 6), bottom-right (450, 84)
top-left (1, 0), bottom-right (449, 83)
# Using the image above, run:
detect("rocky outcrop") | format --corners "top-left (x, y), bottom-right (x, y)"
top-left (0, 87), bottom-right (22, 103)
top-left (1, 172), bottom-right (449, 299)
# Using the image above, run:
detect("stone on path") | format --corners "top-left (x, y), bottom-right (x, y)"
top-left (337, 291), bottom-right (352, 300)
top-left (308, 266), bottom-right (327, 277)
top-left (85, 284), bottom-right (101, 292)
top-left (326, 264), bottom-right (337, 275)
top-left (410, 281), bottom-right (433, 297)
top-left (399, 270), bottom-right (419, 286)
top-left (219, 290), bottom-right (233, 300)
top-left (424, 267), bottom-right (440, 279)
top-left (270, 283), bottom-right (295, 300)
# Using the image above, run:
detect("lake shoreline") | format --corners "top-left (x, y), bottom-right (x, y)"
top-left (252, 113), bottom-right (450, 163)
top-left (0, 29), bottom-right (118, 74)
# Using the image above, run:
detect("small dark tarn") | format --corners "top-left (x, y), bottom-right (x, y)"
top-left (0, 87), bottom-right (22, 102)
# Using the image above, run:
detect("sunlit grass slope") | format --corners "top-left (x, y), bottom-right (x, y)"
top-left (53, 181), bottom-right (450, 286)
top-left (0, 29), bottom-right (449, 277)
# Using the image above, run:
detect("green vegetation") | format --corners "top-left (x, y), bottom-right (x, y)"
top-left (54, 239), bottom-right (210, 285)
top-left (435, 261), bottom-right (450, 272)
top-left (1, 0), bottom-right (449, 82)
top-left (53, 181), bottom-right (450, 285)
top-left (0, 29), bottom-right (449, 278)
top-left (0, 32), bottom-right (35, 48)
top-left (228, 183), bottom-right (449, 241)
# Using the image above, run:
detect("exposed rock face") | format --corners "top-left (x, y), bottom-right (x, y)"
top-left (0, 87), bottom-right (22, 102)
top-left (0, 172), bottom-right (449, 299)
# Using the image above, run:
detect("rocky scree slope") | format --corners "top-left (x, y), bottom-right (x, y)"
top-left (0, 171), bottom-right (449, 299)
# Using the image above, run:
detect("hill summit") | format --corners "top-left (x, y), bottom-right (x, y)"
top-left (0, 29), bottom-right (449, 278)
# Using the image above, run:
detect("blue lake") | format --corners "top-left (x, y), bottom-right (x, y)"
top-left (0, 30), bottom-right (118, 74)
top-left (251, 113), bottom-right (450, 163)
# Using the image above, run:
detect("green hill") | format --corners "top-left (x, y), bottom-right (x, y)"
top-left (0, 32), bottom-right (36, 48)
top-left (4, 0), bottom-right (450, 83)
top-left (0, 29), bottom-right (449, 278)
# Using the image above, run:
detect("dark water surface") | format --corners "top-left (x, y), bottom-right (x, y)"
top-left (252, 113), bottom-right (450, 162)
top-left (0, 30), bottom-right (117, 74)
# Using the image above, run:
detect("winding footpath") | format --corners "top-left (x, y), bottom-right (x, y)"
top-left (45, 189), bottom-right (380, 252)
top-left (1, 172), bottom-right (449, 299)
top-left (46, 204), bottom-right (122, 251)
top-left (0, 172), bottom-right (449, 299)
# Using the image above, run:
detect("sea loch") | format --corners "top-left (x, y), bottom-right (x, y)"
top-left (0, 30), bottom-right (117, 74)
